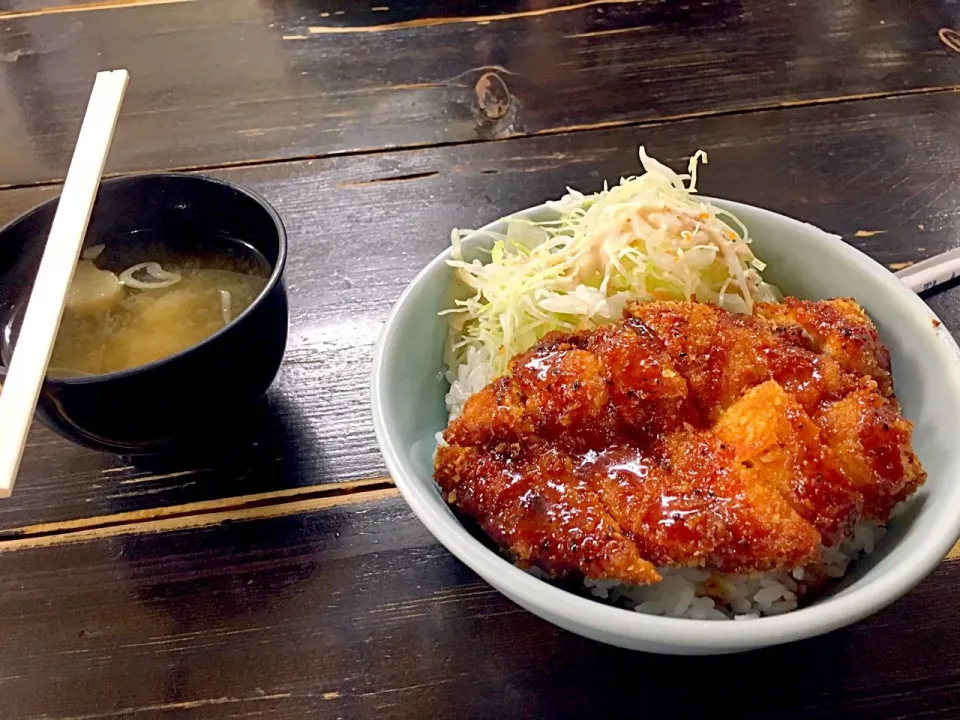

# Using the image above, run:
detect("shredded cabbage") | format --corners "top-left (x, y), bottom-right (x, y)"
top-left (443, 147), bottom-right (780, 378)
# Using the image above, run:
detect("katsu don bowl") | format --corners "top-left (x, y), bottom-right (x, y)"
top-left (371, 162), bottom-right (960, 655)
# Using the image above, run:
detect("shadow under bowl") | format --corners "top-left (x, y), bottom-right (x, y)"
top-left (371, 199), bottom-right (960, 655)
top-left (0, 173), bottom-right (289, 454)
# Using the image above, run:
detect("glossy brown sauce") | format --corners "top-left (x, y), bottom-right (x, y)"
top-left (435, 300), bottom-right (925, 585)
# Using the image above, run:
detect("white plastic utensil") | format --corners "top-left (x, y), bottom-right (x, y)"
top-left (0, 69), bottom-right (128, 498)
top-left (896, 247), bottom-right (960, 293)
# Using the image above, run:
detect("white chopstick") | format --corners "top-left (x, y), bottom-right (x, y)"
top-left (0, 70), bottom-right (128, 498)
top-left (896, 247), bottom-right (960, 293)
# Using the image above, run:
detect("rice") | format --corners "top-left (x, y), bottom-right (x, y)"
top-left (581, 521), bottom-right (885, 620)
top-left (444, 345), bottom-right (493, 421)
top-left (442, 353), bottom-right (892, 620)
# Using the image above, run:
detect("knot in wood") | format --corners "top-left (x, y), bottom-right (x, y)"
top-left (474, 72), bottom-right (511, 121)
top-left (939, 28), bottom-right (960, 54)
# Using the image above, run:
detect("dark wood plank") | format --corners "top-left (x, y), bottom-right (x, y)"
top-left (2, 0), bottom-right (959, 186)
top-left (1, 89), bottom-right (959, 531)
top-left (0, 0), bottom-right (179, 15)
top-left (2, 492), bottom-right (960, 719)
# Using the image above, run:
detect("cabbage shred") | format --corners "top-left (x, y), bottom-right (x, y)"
top-left (443, 147), bottom-right (779, 379)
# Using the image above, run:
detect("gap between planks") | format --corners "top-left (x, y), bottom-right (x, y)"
top-left (2, 85), bottom-right (960, 194)
top-left (0, 477), bottom-right (397, 550)
top-left (0, 0), bottom-right (193, 21)
top-left (305, 0), bottom-right (635, 35)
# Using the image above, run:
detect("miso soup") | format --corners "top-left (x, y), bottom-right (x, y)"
top-left (47, 231), bottom-right (270, 377)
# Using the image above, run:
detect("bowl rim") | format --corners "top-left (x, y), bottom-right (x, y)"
top-left (0, 172), bottom-right (288, 384)
top-left (371, 197), bottom-right (960, 651)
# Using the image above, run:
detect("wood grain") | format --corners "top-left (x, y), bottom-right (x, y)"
top-left (0, 0), bottom-right (192, 21)
top-left (0, 486), bottom-right (401, 551)
top-left (2, 492), bottom-right (960, 719)
top-left (0, 477), bottom-right (394, 544)
top-left (942, 27), bottom-right (960, 54)
top-left (2, 0), bottom-right (959, 186)
top-left (0, 89), bottom-right (958, 531)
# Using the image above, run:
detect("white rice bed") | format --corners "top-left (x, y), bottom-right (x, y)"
top-left (442, 347), bottom-right (891, 621)
top-left (584, 521), bottom-right (884, 620)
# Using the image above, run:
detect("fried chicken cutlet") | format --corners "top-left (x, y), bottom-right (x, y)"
top-left (434, 299), bottom-right (925, 587)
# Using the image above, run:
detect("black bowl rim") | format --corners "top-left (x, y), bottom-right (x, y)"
top-left (0, 171), bottom-right (288, 385)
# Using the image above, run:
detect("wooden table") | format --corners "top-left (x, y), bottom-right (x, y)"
top-left (1, 1), bottom-right (960, 716)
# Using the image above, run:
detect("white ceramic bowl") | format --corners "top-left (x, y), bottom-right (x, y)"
top-left (371, 199), bottom-right (960, 655)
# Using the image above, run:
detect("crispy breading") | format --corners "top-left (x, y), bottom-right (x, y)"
top-left (816, 387), bottom-right (925, 519)
top-left (714, 381), bottom-right (861, 544)
top-left (435, 300), bottom-right (925, 586)
top-left (756, 297), bottom-right (894, 397)
top-left (626, 300), bottom-right (857, 419)
top-left (434, 443), bottom-right (661, 585)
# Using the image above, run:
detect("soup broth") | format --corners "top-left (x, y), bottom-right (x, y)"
top-left (47, 232), bottom-right (270, 377)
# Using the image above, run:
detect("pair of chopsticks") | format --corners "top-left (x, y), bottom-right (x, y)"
top-left (0, 68), bottom-right (957, 497)
top-left (0, 70), bottom-right (128, 497)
